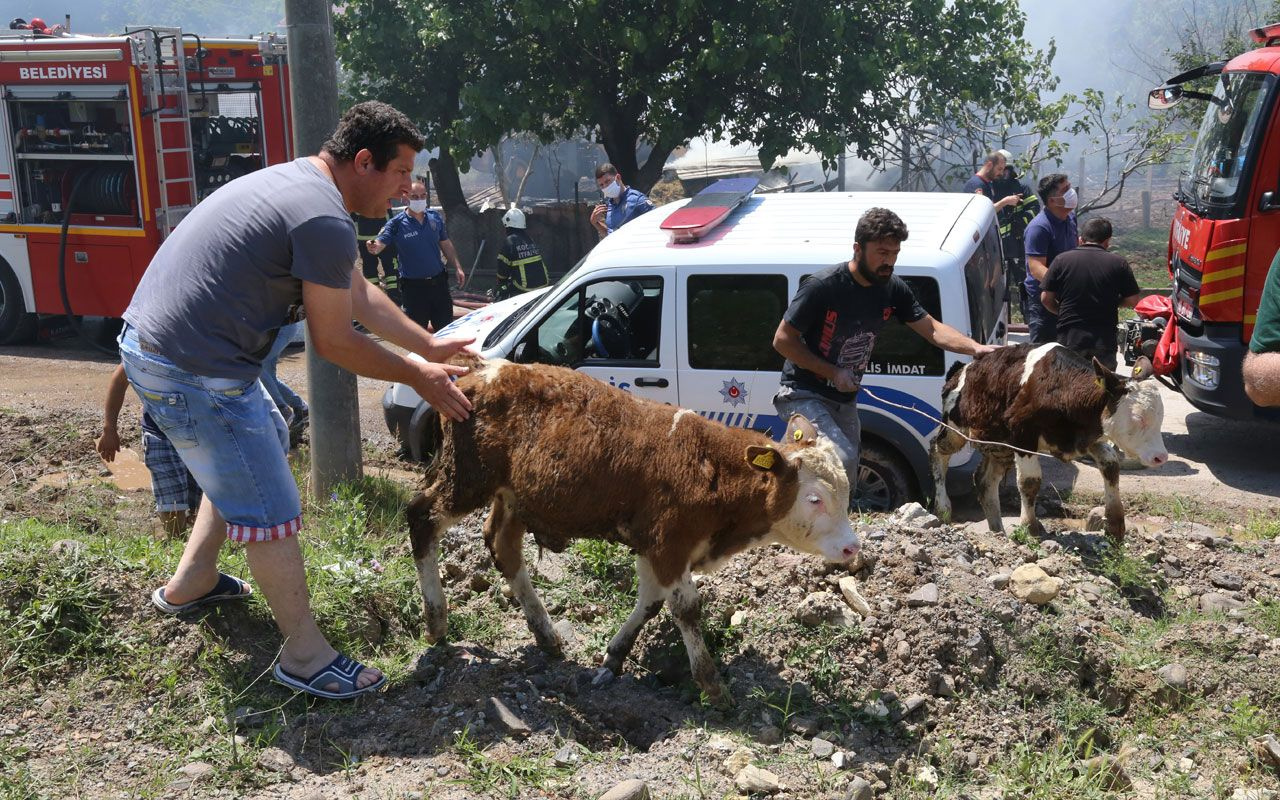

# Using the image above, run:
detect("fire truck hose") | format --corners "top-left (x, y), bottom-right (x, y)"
top-left (58, 169), bottom-right (119, 356)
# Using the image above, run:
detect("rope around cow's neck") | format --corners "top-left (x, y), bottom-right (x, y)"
top-left (857, 386), bottom-right (1051, 459)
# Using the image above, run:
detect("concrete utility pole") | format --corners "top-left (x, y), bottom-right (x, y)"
top-left (286, 0), bottom-right (363, 495)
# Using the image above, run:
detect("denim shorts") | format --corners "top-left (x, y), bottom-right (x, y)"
top-left (118, 325), bottom-right (301, 542)
top-left (141, 426), bottom-right (203, 513)
top-left (773, 385), bottom-right (862, 492)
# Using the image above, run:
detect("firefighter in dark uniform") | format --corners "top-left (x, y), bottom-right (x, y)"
top-left (492, 207), bottom-right (550, 301)
top-left (354, 208), bottom-right (400, 305)
top-left (991, 150), bottom-right (1040, 321)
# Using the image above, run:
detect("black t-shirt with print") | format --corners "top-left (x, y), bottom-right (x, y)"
top-left (780, 263), bottom-right (928, 402)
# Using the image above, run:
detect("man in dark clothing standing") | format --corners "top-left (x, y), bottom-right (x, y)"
top-left (1025, 173), bottom-right (1079, 344)
top-left (354, 209), bottom-right (399, 304)
top-left (962, 150), bottom-right (1023, 214)
top-left (990, 150), bottom-right (1040, 320)
top-left (368, 180), bottom-right (466, 332)
top-left (1040, 217), bottom-right (1140, 370)
top-left (493, 207), bottom-right (550, 300)
top-left (771, 207), bottom-right (995, 497)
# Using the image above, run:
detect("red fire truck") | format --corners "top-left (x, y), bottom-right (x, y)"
top-left (1147, 22), bottom-right (1280, 421)
top-left (0, 24), bottom-right (292, 344)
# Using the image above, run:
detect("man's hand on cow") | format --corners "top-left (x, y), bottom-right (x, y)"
top-left (972, 343), bottom-right (999, 356)
top-left (412, 361), bottom-right (473, 422)
top-left (831, 366), bottom-right (861, 393)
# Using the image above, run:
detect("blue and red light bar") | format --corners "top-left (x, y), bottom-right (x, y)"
top-left (660, 177), bottom-right (759, 244)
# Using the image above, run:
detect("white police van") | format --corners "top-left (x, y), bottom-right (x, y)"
top-left (383, 190), bottom-right (1007, 511)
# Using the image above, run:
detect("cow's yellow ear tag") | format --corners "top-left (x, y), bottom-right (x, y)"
top-left (1132, 364), bottom-right (1144, 378)
top-left (793, 429), bottom-right (804, 442)
top-left (1096, 377), bottom-right (1104, 390)
top-left (752, 451), bottom-right (775, 469)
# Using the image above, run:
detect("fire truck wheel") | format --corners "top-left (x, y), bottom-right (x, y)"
top-left (0, 260), bottom-right (37, 346)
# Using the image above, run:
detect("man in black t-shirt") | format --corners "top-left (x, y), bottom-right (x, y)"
top-left (1040, 217), bottom-right (1141, 370)
top-left (772, 207), bottom-right (996, 496)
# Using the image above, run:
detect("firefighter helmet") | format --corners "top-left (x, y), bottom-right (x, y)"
top-left (502, 207), bottom-right (527, 229)
top-left (29, 17), bottom-right (46, 31)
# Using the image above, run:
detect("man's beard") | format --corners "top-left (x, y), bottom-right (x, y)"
top-left (856, 253), bottom-right (892, 286)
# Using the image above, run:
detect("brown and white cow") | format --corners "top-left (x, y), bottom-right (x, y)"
top-left (930, 344), bottom-right (1167, 540)
top-left (406, 359), bottom-right (860, 704)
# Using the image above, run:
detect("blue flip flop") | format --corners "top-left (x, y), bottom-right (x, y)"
top-left (272, 653), bottom-right (386, 700)
top-left (151, 572), bottom-right (253, 615)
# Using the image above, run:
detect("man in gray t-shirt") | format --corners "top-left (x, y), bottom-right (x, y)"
top-left (118, 102), bottom-right (474, 700)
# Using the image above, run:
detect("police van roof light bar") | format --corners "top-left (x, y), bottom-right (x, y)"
top-left (660, 177), bottom-right (759, 244)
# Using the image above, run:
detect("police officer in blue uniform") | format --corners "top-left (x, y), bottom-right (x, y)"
top-left (367, 180), bottom-right (465, 332)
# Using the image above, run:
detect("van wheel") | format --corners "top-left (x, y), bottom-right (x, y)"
top-left (0, 259), bottom-right (37, 345)
top-left (853, 442), bottom-right (916, 513)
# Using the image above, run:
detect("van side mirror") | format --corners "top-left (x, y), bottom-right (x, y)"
top-left (1261, 191), bottom-right (1280, 212)
top-left (1148, 85), bottom-right (1183, 110)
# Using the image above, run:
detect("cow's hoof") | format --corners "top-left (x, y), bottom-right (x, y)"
top-left (424, 614), bottom-right (449, 644)
top-left (601, 653), bottom-right (625, 675)
top-left (536, 634), bottom-right (564, 659)
top-left (1024, 520), bottom-right (1047, 538)
top-left (591, 667), bottom-right (617, 688)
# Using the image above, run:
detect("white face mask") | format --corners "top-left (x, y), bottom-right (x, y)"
top-left (602, 178), bottom-right (622, 200)
top-left (408, 199), bottom-right (427, 213)
top-left (1060, 187), bottom-right (1078, 209)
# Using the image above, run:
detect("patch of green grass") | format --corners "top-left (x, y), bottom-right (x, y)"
top-left (1249, 600), bottom-right (1280, 638)
top-left (569, 539), bottom-right (635, 586)
top-left (447, 605), bottom-right (505, 646)
top-left (0, 519), bottom-right (152, 678)
top-left (1018, 622), bottom-right (1082, 676)
top-left (1112, 226), bottom-right (1172, 288)
top-left (1242, 510), bottom-right (1280, 541)
top-left (1098, 545), bottom-right (1158, 594)
top-left (0, 740), bottom-right (35, 799)
top-left (451, 727), bottom-right (566, 798)
top-left (1224, 696), bottom-right (1270, 744)
top-left (1053, 692), bottom-right (1111, 739)
top-left (1009, 524), bottom-right (1040, 550)
top-left (990, 737), bottom-right (1117, 799)
top-left (1118, 492), bottom-right (1280, 540)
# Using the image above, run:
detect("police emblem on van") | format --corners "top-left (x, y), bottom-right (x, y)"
top-left (719, 378), bottom-right (748, 407)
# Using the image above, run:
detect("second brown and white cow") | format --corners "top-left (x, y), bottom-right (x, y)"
top-left (930, 344), bottom-right (1167, 540)
top-left (406, 359), bottom-right (860, 704)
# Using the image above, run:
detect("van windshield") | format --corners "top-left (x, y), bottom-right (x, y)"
top-left (1184, 71), bottom-right (1274, 216)
top-left (484, 254), bottom-right (590, 349)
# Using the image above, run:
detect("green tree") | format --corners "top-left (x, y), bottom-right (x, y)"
top-left (336, 0), bottom-right (1048, 209)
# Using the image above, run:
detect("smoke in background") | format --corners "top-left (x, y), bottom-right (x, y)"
top-left (20, 0), bottom-right (284, 37)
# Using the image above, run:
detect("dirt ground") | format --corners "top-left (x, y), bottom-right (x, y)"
top-left (2, 332), bottom-right (1279, 800)
top-left (2, 329), bottom-right (1277, 513)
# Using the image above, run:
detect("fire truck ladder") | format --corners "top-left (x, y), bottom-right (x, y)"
top-left (127, 26), bottom-right (198, 237)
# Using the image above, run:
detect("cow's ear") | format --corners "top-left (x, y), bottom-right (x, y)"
top-left (1092, 357), bottom-right (1127, 395)
top-left (745, 445), bottom-right (783, 472)
top-left (1130, 356), bottom-right (1155, 382)
top-left (784, 414), bottom-right (819, 446)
